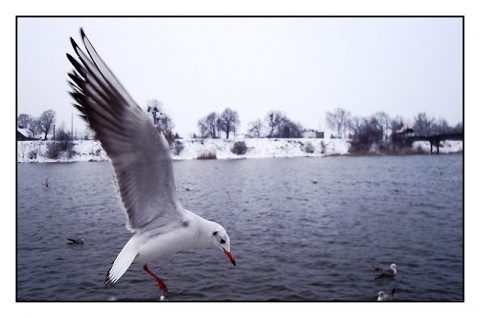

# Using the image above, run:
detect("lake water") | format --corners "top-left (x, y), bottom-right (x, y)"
top-left (16, 154), bottom-right (463, 301)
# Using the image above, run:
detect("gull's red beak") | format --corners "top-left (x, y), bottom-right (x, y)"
top-left (223, 248), bottom-right (236, 266)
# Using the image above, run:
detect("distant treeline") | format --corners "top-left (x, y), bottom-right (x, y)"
top-left (18, 103), bottom-right (462, 153)
top-left (324, 108), bottom-right (462, 152)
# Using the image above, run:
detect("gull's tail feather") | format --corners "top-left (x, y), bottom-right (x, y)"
top-left (104, 241), bottom-right (137, 286)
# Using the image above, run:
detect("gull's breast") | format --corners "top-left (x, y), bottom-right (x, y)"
top-left (133, 225), bottom-right (201, 264)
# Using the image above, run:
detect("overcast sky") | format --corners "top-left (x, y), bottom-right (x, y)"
top-left (17, 17), bottom-right (462, 138)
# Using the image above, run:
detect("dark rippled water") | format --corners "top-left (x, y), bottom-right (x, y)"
top-left (16, 154), bottom-right (463, 301)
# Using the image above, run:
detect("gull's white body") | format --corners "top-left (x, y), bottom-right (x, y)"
top-left (66, 29), bottom-right (235, 294)
top-left (108, 210), bottom-right (221, 284)
top-left (375, 263), bottom-right (397, 278)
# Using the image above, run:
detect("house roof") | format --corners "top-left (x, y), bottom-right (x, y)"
top-left (17, 128), bottom-right (38, 140)
top-left (18, 128), bottom-right (32, 136)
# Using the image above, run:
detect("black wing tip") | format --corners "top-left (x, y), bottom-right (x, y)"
top-left (69, 37), bottom-right (79, 50)
top-left (66, 53), bottom-right (76, 64)
top-left (68, 28), bottom-right (85, 49)
top-left (104, 263), bottom-right (115, 286)
top-left (104, 276), bottom-right (113, 286)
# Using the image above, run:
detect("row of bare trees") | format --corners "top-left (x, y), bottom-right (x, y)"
top-left (245, 111), bottom-right (304, 138)
top-left (19, 103), bottom-right (462, 145)
top-left (325, 107), bottom-right (463, 151)
top-left (197, 108), bottom-right (241, 139)
top-left (17, 110), bottom-right (56, 140)
top-left (325, 107), bottom-right (463, 139)
top-left (196, 108), bottom-right (305, 139)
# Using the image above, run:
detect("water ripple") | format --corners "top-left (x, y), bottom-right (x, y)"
top-left (17, 155), bottom-right (463, 301)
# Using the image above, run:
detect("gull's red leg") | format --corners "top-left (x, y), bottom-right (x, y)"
top-left (143, 264), bottom-right (168, 295)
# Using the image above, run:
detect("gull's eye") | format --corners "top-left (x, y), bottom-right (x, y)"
top-left (220, 239), bottom-right (226, 244)
top-left (213, 231), bottom-right (218, 236)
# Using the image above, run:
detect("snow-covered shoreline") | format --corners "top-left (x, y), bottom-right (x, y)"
top-left (16, 138), bottom-right (463, 163)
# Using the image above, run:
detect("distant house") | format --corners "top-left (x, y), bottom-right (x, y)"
top-left (302, 129), bottom-right (324, 139)
top-left (17, 127), bottom-right (38, 141)
top-left (395, 122), bottom-right (414, 134)
top-left (391, 122), bottom-right (415, 143)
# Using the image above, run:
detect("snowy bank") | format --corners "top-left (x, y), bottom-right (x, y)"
top-left (16, 138), bottom-right (463, 163)
top-left (17, 139), bottom-right (108, 163)
top-left (412, 140), bottom-right (463, 154)
top-left (16, 138), bottom-right (350, 163)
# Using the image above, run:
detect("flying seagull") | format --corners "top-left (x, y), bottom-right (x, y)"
top-left (66, 28), bottom-right (236, 296)
top-left (377, 288), bottom-right (396, 301)
top-left (375, 263), bottom-right (397, 279)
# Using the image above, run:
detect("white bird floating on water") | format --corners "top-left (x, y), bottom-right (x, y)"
top-left (66, 28), bottom-right (236, 296)
top-left (377, 288), bottom-right (396, 301)
top-left (375, 263), bottom-right (397, 279)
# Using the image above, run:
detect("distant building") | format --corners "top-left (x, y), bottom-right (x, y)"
top-left (395, 122), bottom-right (414, 134)
top-left (301, 129), bottom-right (324, 139)
top-left (391, 122), bottom-right (415, 143)
top-left (17, 127), bottom-right (38, 141)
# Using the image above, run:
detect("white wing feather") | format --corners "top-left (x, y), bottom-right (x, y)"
top-left (67, 29), bottom-right (185, 232)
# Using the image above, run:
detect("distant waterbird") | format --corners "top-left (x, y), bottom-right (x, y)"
top-left (375, 263), bottom-right (397, 279)
top-left (67, 236), bottom-right (85, 244)
top-left (377, 288), bottom-right (396, 301)
top-left (43, 178), bottom-right (49, 188)
top-left (66, 28), bottom-right (235, 297)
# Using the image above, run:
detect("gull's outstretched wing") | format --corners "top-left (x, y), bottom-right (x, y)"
top-left (67, 28), bottom-right (185, 232)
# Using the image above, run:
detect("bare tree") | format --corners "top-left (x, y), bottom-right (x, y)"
top-left (325, 107), bottom-right (351, 138)
top-left (46, 123), bottom-right (75, 159)
top-left (349, 116), bottom-right (362, 135)
top-left (17, 114), bottom-right (35, 130)
top-left (218, 108), bottom-right (240, 139)
top-left (431, 118), bottom-right (450, 134)
top-left (279, 118), bottom-right (303, 138)
top-left (390, 115), bottom-right (408, 133)
top-left (198, 112), bottom-right (220, 138)
top-left (264, 110), bottom-right (303, 138)
top-left (158, 112), bottom-right (175, 144)
top-left (247, 119), bottom-right (264, 138)
top-left (145, 99), bottom-right (176, 144)
top-left (452, 121), bottom-right (463, 134)
top-left (38, 109), bottom-right (56, 140)
top-left (265, 111), bottom-right (284, 138)
top-left (350, 115), bottom-right (383, 151)
top-left (146, 99), bottom-right (162, 125)
top-left (412, 112), bottom-right (435, 135)
top-left (373, 112), bottom-right (390, 141)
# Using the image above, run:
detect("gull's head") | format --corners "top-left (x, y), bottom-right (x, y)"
top-left (390, 264), bottom-right (397, 274)
top-left (209, 223), bottom-right (236, 266)
top-left (377, 291), bottom-right (385, 301)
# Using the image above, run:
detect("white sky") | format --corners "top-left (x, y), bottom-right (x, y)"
top-left (17, 17), bottom-right (462, 138)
